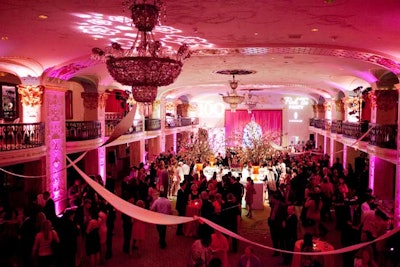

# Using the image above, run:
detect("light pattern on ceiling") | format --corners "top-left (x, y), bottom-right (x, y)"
top-left (74, 12), bottom-right (214, 50)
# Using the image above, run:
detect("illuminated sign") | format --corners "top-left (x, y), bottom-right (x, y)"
top-left (288, 111), bottom-right (303, 123)
top-left (284, 97), bottom-right (309, 110)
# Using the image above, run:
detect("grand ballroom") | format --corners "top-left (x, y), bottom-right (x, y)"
top-left (1, 0), bottom-right (400, 267)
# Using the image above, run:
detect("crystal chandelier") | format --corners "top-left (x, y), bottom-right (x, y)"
top-left (245, 90), bottom-right (257, 113)
top-left (92, 0), bottom-right (190, 103)
top-left (222, 74), bottom-right (245, 112)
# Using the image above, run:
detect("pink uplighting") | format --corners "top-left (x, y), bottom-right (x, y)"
top-left (98, 146), bottom-right (106, 186)
top-left (46, 90), bottom-right (67, 215)
top-left (369, 155), bottom-right (375, 191)
top-left (342, 145), bottom-right (347, 173)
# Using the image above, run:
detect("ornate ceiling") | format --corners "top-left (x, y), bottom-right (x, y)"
top-left (1, 0), bottom-right (400, 103)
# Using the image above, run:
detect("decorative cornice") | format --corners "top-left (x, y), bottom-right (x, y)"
top-left (81, 92), bottom-right (108, 110)
top-left (368, 89), bottom-right (398, 111)
top-left (20, 76), bottom-right (41, 86)
top-left (17, 84), bottom-right (44, 106)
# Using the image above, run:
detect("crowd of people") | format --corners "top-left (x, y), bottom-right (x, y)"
top-left (0, 142), bottom-right (397, 267)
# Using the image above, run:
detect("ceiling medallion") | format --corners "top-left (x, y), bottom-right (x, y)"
top-left (217, 69), bottom-right (256, 112)
top-left (92, 0), bottom-right (191, 103)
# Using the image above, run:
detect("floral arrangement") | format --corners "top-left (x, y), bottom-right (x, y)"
top-left (227, 130), bottom-right (282, 166)
top-left (177, 128), bottom-right (215, 163)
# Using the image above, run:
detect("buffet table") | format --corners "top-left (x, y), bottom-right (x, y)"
top-left (292, 239), bottom-right (335, 267)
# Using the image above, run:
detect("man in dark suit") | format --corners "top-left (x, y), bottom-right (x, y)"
top-left (221, 193), bottom-right (241, 253)
top-left (268, 192), bottom-right (288, 256)
top-left (175, 182), bottom-right (188, 235)
top-left (43, 191), bottom-right (57, 224)
top-left (282, 205), bottom-right (298, 265)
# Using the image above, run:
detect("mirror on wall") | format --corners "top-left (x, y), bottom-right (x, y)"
top-left (1, 84), bottom-right (18, 121)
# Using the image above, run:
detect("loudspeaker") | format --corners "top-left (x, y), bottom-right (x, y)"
top-left (108, 150), bottom-right (116, 164)
top-left (309, 134), bottom-right (314, 141)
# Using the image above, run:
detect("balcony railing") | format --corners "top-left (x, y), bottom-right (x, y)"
top-left (342, 121), bottom-right (369, 141)
top-left (105, 119), bottom-right (143, 136)
top-left (165, 117), bottom-right (181, 128)
top-left (145, 118), bottom-right (161, 131)
top-left (0, 122), bottom-right (45, 151)
top-left (66, 121), bottom-right (102, 141)
top-left (105, 112), bottom-right (124, 121)
top-left (314, 119), bottom-right (325, 129)
top-left (166, 117), bottom-right (199, 128)
top-left (331, 120), bottom-right (343, 134)
top-left (369, 123), bottom-right (397, 149)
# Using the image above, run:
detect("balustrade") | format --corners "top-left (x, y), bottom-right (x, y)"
top-left (66, 121), bottom-right (101, 141)
top-left (314, 119), bottom-right (325, 129)
top-left (342, 121), bottom-right (369, 141)
top-left (166, 117), bottom-right (199, 128)
top-left (166, 117), bottom-right (181, 128)
top-left (145, 118), bottom-right (161, 131)
top-left (0, 122), bottom-right (45, 151)
top-left (105, 119), bottom-right (143, 136)
top-left (369, 123), bottom-right (397, 149)
top-left (331, 120), bottom-right (343, 134)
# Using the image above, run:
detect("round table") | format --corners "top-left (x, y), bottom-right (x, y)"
top-left (291, 239), bottom-right (335, 267)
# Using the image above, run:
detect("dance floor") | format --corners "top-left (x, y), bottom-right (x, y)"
top-left (99, 198), bottom-right (344, 267)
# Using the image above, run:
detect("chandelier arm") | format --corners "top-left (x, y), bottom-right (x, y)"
top-left (93, 1), bottom-right (189, 103)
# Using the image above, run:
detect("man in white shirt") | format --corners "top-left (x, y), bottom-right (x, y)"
top-left (361, 195), bottom-right (375, 215)
top-left (176, 162), bottom-right (184, 182)
top-left (182, 161), bottom-right (191, 176)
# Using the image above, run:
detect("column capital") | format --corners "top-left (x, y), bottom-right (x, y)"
top-left (17, 84), bottom-right (44, 106)
top-left (81, 92), bottom-right (108, 110)
top-left (334, 99), bottom-right (344, 111)
top-left (323, 101), bottom-right (332, 112)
